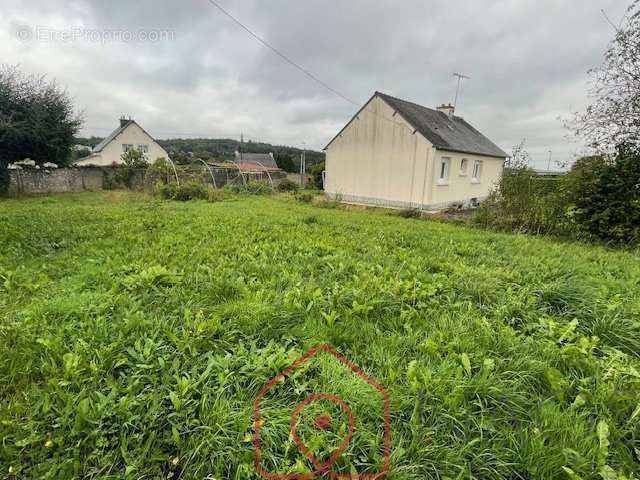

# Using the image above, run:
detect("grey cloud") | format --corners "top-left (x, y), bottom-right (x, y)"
top-left (0, 0), bottom-right (631, 167)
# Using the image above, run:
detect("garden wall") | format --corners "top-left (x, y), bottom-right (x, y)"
top-left (8, 167), bottom-right (104, 196)
top-left (7, 166), bottom-right (287, 196)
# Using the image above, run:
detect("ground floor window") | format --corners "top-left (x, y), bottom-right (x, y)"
top-left (438, 157), bottom-right (450, 184)
top-left (472, 160), bottom-right (483, 181)
top-left (460, 158), bottom-right (468, 175)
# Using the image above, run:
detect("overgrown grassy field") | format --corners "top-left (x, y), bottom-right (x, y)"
top-left (1, 192), bottom-right (639, 479)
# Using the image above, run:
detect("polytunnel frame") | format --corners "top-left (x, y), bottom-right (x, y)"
top-left (197, 159), bottom-right (217, 189)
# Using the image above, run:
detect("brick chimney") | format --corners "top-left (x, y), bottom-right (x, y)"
top-left (436, 104), bottom-right (455, 118)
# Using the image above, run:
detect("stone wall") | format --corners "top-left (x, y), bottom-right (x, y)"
top-left (8, 168), bottom-right (104, 196)
top-left (7, 166), bottom-right (288, 196)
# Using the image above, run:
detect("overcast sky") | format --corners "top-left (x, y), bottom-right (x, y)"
top-left (1, 0), bottom-right (629, 168)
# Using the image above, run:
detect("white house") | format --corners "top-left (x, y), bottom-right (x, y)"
top-left (324, 92), bottom-right (507, 210)
top-left (75, 117), bottom-right (169, 167)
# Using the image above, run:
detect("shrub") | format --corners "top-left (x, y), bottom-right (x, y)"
top-left (0, 162), bottom-right (9, 195)
top-left (396, 208), bottom-right (422, 219)
top-left (296, 192), bottom-right (315, 204)
top-left (156, 181), bottom-right (209, 201)
top-left (474, 168), bottom-right (569, 235)
top-left (276, 178), bottom-right (299, 193)
top-left (565, 145), bottom-right (640, 243)
top-left (148, 158), bottom-right (175, 185)
top-left (225, 181), bottom-right (273, 195)
top-left (309, 161), bottom-right (325, 190)
top-left (206, 188), bottom-right (229, 203)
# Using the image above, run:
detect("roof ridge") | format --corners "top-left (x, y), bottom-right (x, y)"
top-left (376, 91), bottom-right (462, 120)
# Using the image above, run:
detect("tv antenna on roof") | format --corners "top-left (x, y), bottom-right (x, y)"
top-left (452, 72), bottom-right (471, 110)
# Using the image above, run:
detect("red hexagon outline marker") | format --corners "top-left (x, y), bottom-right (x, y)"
top-left (254, 343), bottom-right (391, 480)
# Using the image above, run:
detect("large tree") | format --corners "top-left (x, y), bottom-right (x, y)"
top-left (0, 65), bottom-right (82, 169)
top-left (572, 1), bottom-right (640, 151)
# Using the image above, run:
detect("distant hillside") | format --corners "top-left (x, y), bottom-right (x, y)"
top-left (74, 136), bottom-right (325, 173)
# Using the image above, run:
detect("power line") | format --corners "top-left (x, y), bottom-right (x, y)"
top-left (204, 0), bottom-right (360, 107)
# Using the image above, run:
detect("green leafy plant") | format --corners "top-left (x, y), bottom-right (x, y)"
top-left (276, 178), bottom-right (299, 193)
top-left (1, 191), bottom-right (639, 479)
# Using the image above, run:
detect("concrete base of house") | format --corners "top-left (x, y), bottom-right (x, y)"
top-left (324, 192), bottom-right (486, 212)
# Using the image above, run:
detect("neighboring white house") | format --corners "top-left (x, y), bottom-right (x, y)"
top-left (324, 92), bottom-right (508, 210)
top-left (74, 117), bottom-right (169, 167)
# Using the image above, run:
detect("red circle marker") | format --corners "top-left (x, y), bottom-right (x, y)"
top-left (314, 414), bottom-right (332, 431)
top-left (290, 393), bottom-right (355, 474)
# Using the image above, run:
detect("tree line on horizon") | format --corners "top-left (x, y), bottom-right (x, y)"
top-left (73, 136), bottom-right (325, 173)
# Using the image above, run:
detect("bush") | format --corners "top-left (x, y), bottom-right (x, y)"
top-left (276, 178), bottom-right (299, 193)
top-left (0, 65), bottom-right (81, 167)
top-left (475, 144), bottom-right (640, 244)
top-left (206, 188), bottom-right (229, 203)
top-left (0, 162), bottom-right (9, 195)
top-left (396, 208), bottom-right (422, 219)
top-left (147, 158), bottom-right (175, 185)
top-left (225, 181), bottom-right (273, 195)
top-left (309, 161), bottom-right (325, 190)
top-left (156, 181), bottom-right (209, 201)
top-left (474, 168), bottom-right (569, 235)
top-left (565, 145), bottom-right (640, 243)
top-left (296, 192), bottom-right (315, 204)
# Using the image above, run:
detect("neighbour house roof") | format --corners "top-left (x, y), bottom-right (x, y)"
top-left (236, 162), bottom-right (281, 172)
top-left (234, 152), bottom-right (279, 169)
top-left (325, 91), bottom-right (508, 158)
top-left (91, 120), bottom-right (134, 153)
top-left (91, 119), bottom-right (159, 154)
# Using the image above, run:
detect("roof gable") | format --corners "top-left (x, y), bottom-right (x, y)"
top-left (92, 120), bottom-right (159, 153)
top-left (324, 92), bottom-right (507, 158)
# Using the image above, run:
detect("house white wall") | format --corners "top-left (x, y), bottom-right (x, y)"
top-left (325, 96), bottom-right (504, 209)
top-left (325, 96), bottom-right (433, 208)
top-left (75, 123), bottom-right (168, 167)
top-left (430, 151), bottom-right (505, 207)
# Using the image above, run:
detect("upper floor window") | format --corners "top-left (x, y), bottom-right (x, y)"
top-left (138, 144), bottom-right (149, 153)
top-left (122, 144), bottom-right (134, 152)
top-left (460, 158), bottom-right (469, 176)
top-left (472, 160), bottom-right (483, 182)
top-left (438, 157), bottom-right (450, 184)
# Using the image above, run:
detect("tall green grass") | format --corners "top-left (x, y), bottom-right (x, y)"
top-left (0, 192), bottom-right (639, 479)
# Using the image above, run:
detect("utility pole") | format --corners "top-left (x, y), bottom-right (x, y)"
top-left (547, 150), bottom-right (553, 172)
top-left (452, 72), bottom-right (471, 110)
top-left (300, 142), bottom-right (306, 188)
top-left (240, 133), bottom-right (244, 162)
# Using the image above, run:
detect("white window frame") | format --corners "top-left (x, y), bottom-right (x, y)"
top-left (122, 144), bottom-right (134, 153)
top-left (437, 157), bottom-right (451, 185)
top-left (138, 144), bottom-right (149, 153)
top-left (459, 158), bottom-right (469, 176)
top-left (472, 160), bottom-right (483, 183)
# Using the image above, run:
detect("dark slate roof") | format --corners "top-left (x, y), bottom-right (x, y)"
top-left (324, 92), bottom-right (507, 158)
top-left (234, 152), bottom-right (278, 169)
top-left (377, 92), bottom-right (507, 158)
top-left (92, 120), bottom-right (134, 153)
